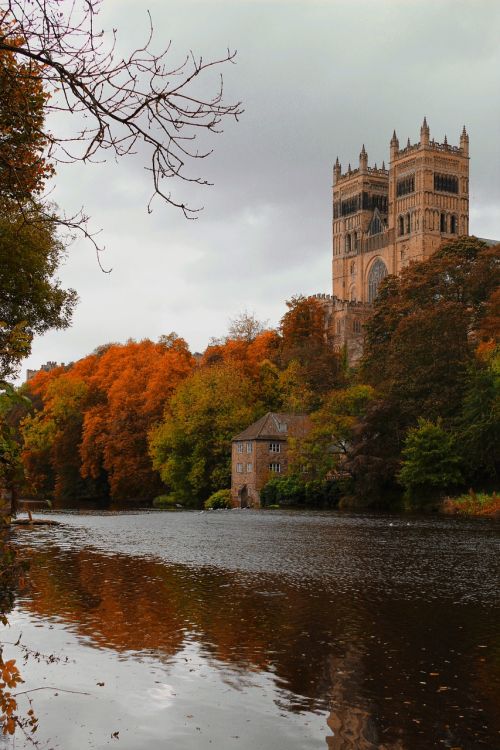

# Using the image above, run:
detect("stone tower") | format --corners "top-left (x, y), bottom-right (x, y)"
top-left (326, 120), bottom-right (470, 362)
top-left (332, 120), bottom-right (469, 305)
top-left (389, 119), bottom-right (469, 271)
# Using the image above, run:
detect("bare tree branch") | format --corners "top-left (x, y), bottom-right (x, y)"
top-left (1, 0), bottom-right (243, 231)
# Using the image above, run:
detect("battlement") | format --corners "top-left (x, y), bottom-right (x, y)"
top-left (395, 138), bottom-right (463, 158)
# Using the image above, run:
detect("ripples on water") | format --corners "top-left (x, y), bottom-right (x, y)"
top-left (5, 510), bottom-right (500, 749)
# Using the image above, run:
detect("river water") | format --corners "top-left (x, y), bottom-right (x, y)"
top-left (4, 510), bottom-right (500, 749)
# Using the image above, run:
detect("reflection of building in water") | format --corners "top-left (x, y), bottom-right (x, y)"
top-left (325, 648), bottom-right (405, 750)
top-left (318, 120), bottom-right (470, 364)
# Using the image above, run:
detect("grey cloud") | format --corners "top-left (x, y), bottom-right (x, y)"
top-left (20, 0), bottom-right (500, 380)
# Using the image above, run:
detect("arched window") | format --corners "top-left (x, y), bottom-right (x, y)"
top-left (440, 212), bottom-right (447, 233)
top-left (398, 216), bottom-right (404, 236)
top-left (350, 261), bottom-right (355, 275)
top-left (345, 234), bottom-right (351, 253)
top-left (450, 215), bottom-right (457, 233)
top-left (406, 213), bottom-right (411, 234)
top-left (368, 258), bottom-right (388, 303)
top-left (350, 286), bottom-right (356, 301)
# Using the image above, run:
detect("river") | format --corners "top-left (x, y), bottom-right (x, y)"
top-left (4, 509), bottom-right (500, 749)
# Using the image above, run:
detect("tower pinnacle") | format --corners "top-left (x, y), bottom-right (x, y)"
top-left (420, 116), bottom-right (430, 145)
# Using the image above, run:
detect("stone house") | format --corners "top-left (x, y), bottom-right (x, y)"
top-left (231, 412), bottom-right (311, 508)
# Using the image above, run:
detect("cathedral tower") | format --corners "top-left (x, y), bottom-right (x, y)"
top-left (332, 120), bottom-right (469, 305)
top-left (389, 119), bottom-right (469, 270)
top-left (327, 120), bottom-right (470, 364)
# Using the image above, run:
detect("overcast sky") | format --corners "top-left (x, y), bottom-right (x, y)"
top-left (22, 0), bottom-right (500, 378)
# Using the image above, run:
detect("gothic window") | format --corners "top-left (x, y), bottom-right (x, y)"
top-left (440, 212), bottom-right (447, 233)
top-left (345, 234), bottom-right (351, 253)
top-left (368, 258), bottom-right (388, 303)
top-left (450, 215), bottom-right (458, 233)
top-left (350, 286), bottom-right (356, 301)
top-left (369, 213), bottom-right (382, 236)
top-left (406, 213), bottom-right (411, 234)
top-left (398, 216), bottom-right (404, 236)
top-left (434, 174), bottom-right (459, 194)
top-left (350, 261), bottom-right (355, 275)
top-left (396, 174), bottom-right (415, 197)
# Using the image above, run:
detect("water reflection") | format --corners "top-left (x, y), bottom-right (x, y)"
top-left (9, 511), bottom-right (500, 749)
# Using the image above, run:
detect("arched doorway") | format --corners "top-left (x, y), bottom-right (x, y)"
top-left (367, 258), bottom-right (388, 302)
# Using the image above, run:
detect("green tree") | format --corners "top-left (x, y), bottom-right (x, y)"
top-left (290, 385), bottom-right (375, 481)
top-left (149, 363), bottom-right (259, 506)
top-left (457, 351), bottom-right (500, 484)
top-left (0, 209), bottom-right (77, 378)
top-left (398, 419), bottom-right (462, 506)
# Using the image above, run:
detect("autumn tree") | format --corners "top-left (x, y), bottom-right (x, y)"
top-left (279, 296), bottom-right (345, 404)
top-left (349, 236), bottom-right (500, 506)
top-left (0, 39), bottom-right (52, 204)
top-left (80, 338), bottom-right (193, 502)
top-left (0, 40), bottom-right (76, 378)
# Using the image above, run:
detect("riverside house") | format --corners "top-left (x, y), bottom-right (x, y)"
top-left (231, 412), bottom-right (311, 508)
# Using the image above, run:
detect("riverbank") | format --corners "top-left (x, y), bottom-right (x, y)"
top-left (442, 490), bottom-right (500, 518)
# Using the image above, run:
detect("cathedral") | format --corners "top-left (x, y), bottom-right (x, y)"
top-left (316, 119), bottom-right (470, 362)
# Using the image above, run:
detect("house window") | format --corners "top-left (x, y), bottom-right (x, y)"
top-left (236, 463), bottom-right (243, 473)
top-left (269, 442), bottom-right (281, 453)
top-left (237, 442), bottom-right (244, 453)
top-left (246, 442), bottom-right (253, 453)
top-left (247, 463), bottom-right (253, 473)
top-left (269, 462), bottom-right (281, 473)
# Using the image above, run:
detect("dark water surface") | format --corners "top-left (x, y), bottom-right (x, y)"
top-left (4, 510), bottom-right (500, 749)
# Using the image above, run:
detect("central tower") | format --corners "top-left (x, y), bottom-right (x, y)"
top-left (331, 120), bottom-right (469, 306)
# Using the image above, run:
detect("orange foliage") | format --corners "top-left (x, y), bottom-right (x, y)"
top-left (21, 338), bottom-right (194, 503)
top-left (0, 35), bottom-right (54, 203)
top-left (201, 330), bottom-right (280, 379)
top-left (79, 338), bottom-right (194, 501)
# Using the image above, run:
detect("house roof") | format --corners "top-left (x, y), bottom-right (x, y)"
top-left (232, 412), bottom-right (311, 441)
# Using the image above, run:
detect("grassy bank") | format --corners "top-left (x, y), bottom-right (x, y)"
top-left (442, 490), bottom-right (499, 518)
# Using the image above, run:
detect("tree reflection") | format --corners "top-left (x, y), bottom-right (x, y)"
top-left (18, 543), bottom-right (500, 749)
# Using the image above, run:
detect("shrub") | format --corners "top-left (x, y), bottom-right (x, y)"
top-left (260, 476), bottom-right (342, 508)
top-left (442, 490), bottom-right (500, 517)
top-left (204, 488), bottom-right (232, 510)
top-left (153, 493), bottom-right (180, 509)
top-left (398, 418), bottom-right (462, 506)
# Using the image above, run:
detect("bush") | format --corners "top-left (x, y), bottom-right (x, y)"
top-left (204, 489), bottom-right (232, 510)
top-left (260, 476), bottom-right (342, 508)
top-left (398, 418), bottom-right (463, 506)
top-left (442, 490), bottom-right (500, 517)
top-left (153, 493), bottom-right (181, 509)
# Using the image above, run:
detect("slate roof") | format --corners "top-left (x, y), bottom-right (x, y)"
top-left (232, 412), bottom-right (311, 441)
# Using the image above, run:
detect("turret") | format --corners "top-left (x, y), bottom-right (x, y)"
top-left (390, 129), bottom-right (399, 160)
top-left (333, 156), bottom-right (341, 184)
top-left (460, 125), bottom-right (469, 156)
top-left (359, 144), bottom-right (368, 173)
top-left (420, 116), bottom-right (430, 146)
